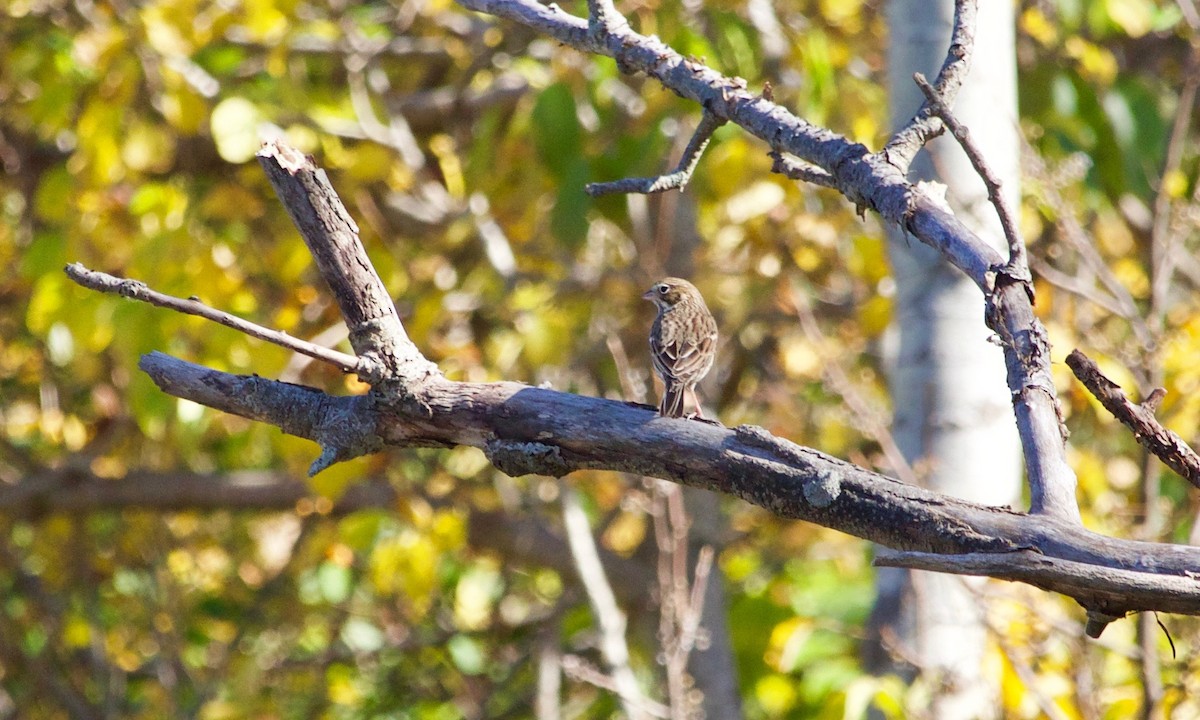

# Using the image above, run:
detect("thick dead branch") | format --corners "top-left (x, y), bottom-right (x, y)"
top-left (128, 351), bottom-right (1200, 626)
top-left (452, 0), bottom-right (1082, 524)
top-left (64, 136), bottom-right (1198, 630)
top-left (257, 141), bottom-right (441, 390)
top-left (874, 549), bottom-right (1199, 638)
top-left (1066, 350), bottom-right (1200, 489)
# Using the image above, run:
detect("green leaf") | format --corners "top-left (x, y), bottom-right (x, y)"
top-left (447, 634), bottom-right (485, 675)
top-left (531, 83), bottom-right (582, 178)
top-left (317, 561), bottom-right (352, 604)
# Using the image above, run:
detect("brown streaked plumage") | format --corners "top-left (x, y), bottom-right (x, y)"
top-left (643, 277), bottom-right (718, 418)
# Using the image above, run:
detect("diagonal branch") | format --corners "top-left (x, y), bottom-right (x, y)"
top-left (453, 0), bottom-right (1082, 523)
top-left (63, 263), bottom-right (361, 374)
top-left (882, 0), bottom-right (978, 170)
top-left (133, 351), bottom-right (1200, 631)
top-left (586, 112), bottom-right (725, 197)
top-left (561, 486), bottom-right (654, 719)
top-left (1065, 350), bottom-right (1200, 490)
top-left (912, 72), bottom-right (1030, 284)
top-left (256, 140), bottom-right (441, 389)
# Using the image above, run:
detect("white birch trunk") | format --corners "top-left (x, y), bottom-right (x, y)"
top-left (872, 1), bottom-right (1023, 717)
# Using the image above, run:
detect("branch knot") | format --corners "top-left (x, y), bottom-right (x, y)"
top-left (485, 439), bottom-right (573, 478)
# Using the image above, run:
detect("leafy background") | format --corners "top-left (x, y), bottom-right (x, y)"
top-left (1, 0), bottom-right (1199, 717)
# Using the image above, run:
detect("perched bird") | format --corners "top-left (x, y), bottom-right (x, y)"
top-left (643, 277), bottom-right (718, 418)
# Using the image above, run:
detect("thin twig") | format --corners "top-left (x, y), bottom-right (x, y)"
top-left (561, 655), bottom-right (670, 717)
top-left (768, 152), bottom-right (839, 189)
top-left (678, 545), bottom-right (714, 657)
top-left (1065, 350), bottom-right (1200, 489)
top-left (63, 263), bottom-right (361, 374)
top-left (586, 113), bottom-right (725, 197)
top-left (783, 281), bottom-right (920, 486)
top-left (1024, 150), bottom-right (1157, 350)
top-left (1027, 257), bottom-right (1129, 319)
top-left (605, 332), bottom-right (649, 405)
top-left (912, 73), bottom-right (1029, 283)
top-left (560, 485), bottom-right (652, 720)
top-left (654, 481), bottom-right (700, 720)
top-left (882, 0), bottom-right (978, 170)
top-left (1149, 45), bottom-right (1200, 323)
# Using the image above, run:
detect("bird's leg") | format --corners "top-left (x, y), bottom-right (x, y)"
top-left (688, 386), bottom-right (704, 419)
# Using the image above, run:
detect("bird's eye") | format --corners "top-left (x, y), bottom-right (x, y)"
top-left (656, 283), bottom-right (670, 294)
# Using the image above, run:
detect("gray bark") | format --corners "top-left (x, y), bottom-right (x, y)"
top-left (870, 1), bottom-right (1022, 716)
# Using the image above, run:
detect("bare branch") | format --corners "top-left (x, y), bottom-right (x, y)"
top-left (138, 351), bottom-right (386, 476)
top-left (1027, 257), bottom-right (1130, 319)
top-left (882, 0), bottom-right (978, 170)
top-left (874, 548), bottom-right (1200, 637)
top-left (1149, 46), bottom-right (1200, 319)
top-left (131, 351), bottom-right (1200, 622)
top-left (1022, 146), bottom-right (1155, 348)
top-left (561, 655), bottom-right (671, 717)
top-left (256, 140), bottom-right (441, 388)
top-left (561, 485), bottom-right (652, 720)
top-left (912, 72), bottom-right (1030, 284)
top-left (586, 113), bottom-right (725, 197)
top-left (63, 263), bottom-right (361, 374)
top-left (768, 152), bottom-right (839, 189)
top-left (1065, 350), bottom-right (1200, 490)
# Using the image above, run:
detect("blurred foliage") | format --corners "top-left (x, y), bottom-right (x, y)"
top-left (1, 0), bottom-right (1198, 717)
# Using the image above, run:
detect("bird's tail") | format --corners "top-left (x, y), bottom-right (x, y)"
top-left (660, 385), bottom-right (687, 418)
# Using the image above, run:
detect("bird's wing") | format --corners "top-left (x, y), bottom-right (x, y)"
top-left (652, 313), bottom-right (717, 384)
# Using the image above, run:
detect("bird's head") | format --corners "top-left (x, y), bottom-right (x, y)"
top-left (642, 277), bottom-right (703, 311)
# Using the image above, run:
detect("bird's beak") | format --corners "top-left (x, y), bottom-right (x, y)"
top-left (641, 289), bottom-right (655, 301)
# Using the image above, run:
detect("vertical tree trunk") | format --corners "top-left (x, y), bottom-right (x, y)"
top-left (685, 487), bottom-right (743, 720)
top-left (868, 1), bottom-right (1022, 717)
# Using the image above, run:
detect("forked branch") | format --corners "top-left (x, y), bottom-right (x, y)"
top-left (453, 0), bottom-right (1083, 524)
top-left (586, 112), bottom-right (726, 197)
top-left (65, 143), bottom-right (1200, 638)
top-left (1066, 350), bottom-right (1200, 489)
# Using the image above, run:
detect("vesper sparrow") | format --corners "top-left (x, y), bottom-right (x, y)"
top-left (643, 278), bottom-right (718, 418)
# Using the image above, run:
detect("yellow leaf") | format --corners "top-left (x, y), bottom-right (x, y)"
top-left (1105, 0), bottom-right (1152, 37)
top-left (211, 97), bottom-right (265, 164)
top-left (1020, 8), bottom-right (1058, 45)
top-left (601, 510), bottom-right (646, 555)
top-left (755, 673), bottom-right (799, 716)
top-left (780, 334), bottom-right (820, 379)
top-left (1162, 168), bottom-right (1188, 199)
